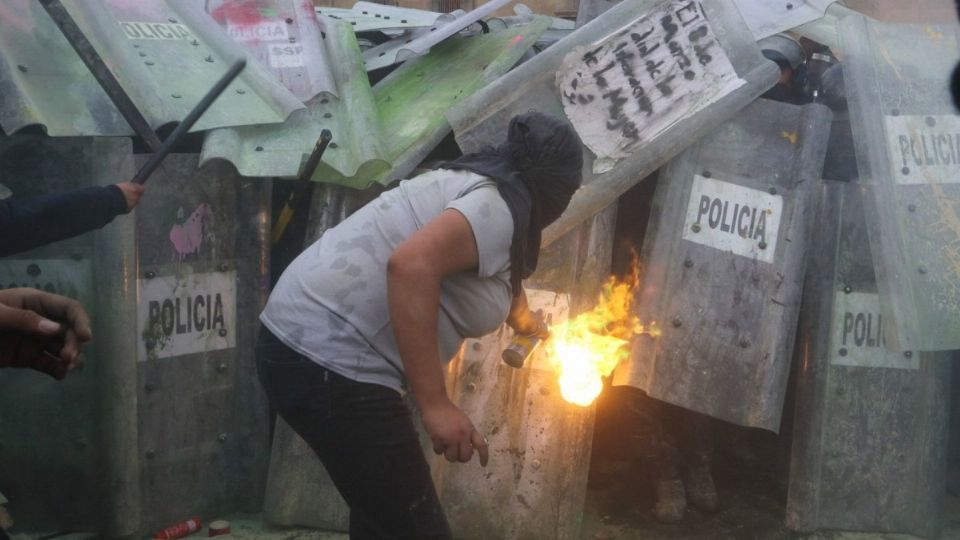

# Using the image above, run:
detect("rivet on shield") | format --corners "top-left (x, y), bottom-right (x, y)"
top-left (145, 271), bottom-right (156, 279)
top-left (146, 450), bottom-right (156, 459)
top-left (683, 259), bottom-right (694, 269)
top-left (206, 56), bottom-right (215, 63)
top-left (843, 286), bottom-right (852, 294)
top-left (926, 116), bottom-right (936, 127)
top-left (901, 167), bottom-right (910, 175)
top-left (702, 170), bottom-right (711, 178)
top-left (918, 265), bottom-right (927, 275)
top-left (739, 338), bottom-right (750, 348)
top-left (255, 146), bottom-right (264, 152)
top-left (145, 382), bottom-right (157, 392)
top-left (145, 60), bottom-right (155, 66)
top-left (218, 433), bottom-right (229, 443)
top-left (191, 40), bottom-right (199, 46)
top-left (671, 317), bottom-right (682, 328)
top-left (236, 88), bottom-right (246, 95)
top-left (758, 241), bottom-right (768, 250)
top-left (286, 17), bottom-right (294, 24)
top-left (691, 223), bottom-right (701, 233)
top-left (219, 328), bottom-right (228, 337)
top-left (171, 93), bottom-right (181, 99)
top-left (907, 204), bottom-right (916, 212)
top-left (768, 187), bottom-right (777, 195)
top-left (217, 363), bottom-right (228, 373)
top-left (904, 351), bottom-right (913, 358)
top-left (26, 263), bottom-right (41, 277)
top-left (838, 347), bottom-right (847, 357)
top-left (168, 17), bottom-right (178, 23)
top-left (16, 64), bottom-right (27, 73)
top-left (218, 263), bottom-right (229, 272)
top-left (891, 109), bottom-right (900, 116)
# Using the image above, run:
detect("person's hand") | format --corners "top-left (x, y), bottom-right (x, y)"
top-left (421, 399), bottom-right (489, 467)
top-left (0, 288), bottom-right (92, 380)
top-left (115, 181), bottom-right (146, 211)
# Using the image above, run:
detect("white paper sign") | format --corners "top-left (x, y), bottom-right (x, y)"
top-left (557, 0), bottom-right (745, 173)
top-left (830, 292), bottom-right (918, 369)
top-left (138, 270), bottom-right (237, 362)
top-left (885, 115), bottom-right (960, 185)
top-left (681, 175), bottom-right (782, 263)
top-left (227, 21), bottom-right (289, 42)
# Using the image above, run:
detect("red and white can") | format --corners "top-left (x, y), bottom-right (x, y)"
top-left (153, 517), bottom-right (202, 539)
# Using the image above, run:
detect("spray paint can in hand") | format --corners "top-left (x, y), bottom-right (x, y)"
top-left (502, 312), bottom-right (548, 369)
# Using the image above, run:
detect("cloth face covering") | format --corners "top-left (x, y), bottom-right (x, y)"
top-left (439, 112), bottom-right (583, 294)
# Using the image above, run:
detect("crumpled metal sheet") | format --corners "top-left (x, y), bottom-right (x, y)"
top-left (316, 2), bottom-right (450, 33)
top-left (446, 0), bottom-right (780, 248)
top-left (731, 0), bottom-right (837, 40)
top-left (202, 15), bottom-right (387, 186)
top-left (361, 0), bottom-right (512, 72)
top-left (0, 0), bottom-right (303, 137)
top-left (206, 0), bottom-right (336, 103)
top-left (373, 17), bottom-right (552, 185)
top-left (201, 17), bottom-right (552, 188)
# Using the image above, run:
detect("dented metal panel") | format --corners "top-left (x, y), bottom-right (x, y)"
top-left (203, 13), bottom-right (390, 186)
top-left (446, 0), bottom-right (780, 248)
top-left (202, 19), bottom-right (551, 187)
top-left (0, 0), bottom-right (302, 137)
top-left (361, 0), bottom-right (510, 72)
top-left (611, 99), bottom-right (831, 430)
top-left (841, 17), bottom-right (960, 351)
top-left (135, 155), bottom-right (271, 531)
top-left (787, 181), bottom-right (949, 537)
top-left (317, 2), bottom-right (449, 33)
top-left (0, 136), bottom-right (136, 533)
top-left (432, 207), bottom-right (617, 540)
top-left (207, 0), bottom-right (337, 103)
top-left (730, 0), bottom-right (836, 40)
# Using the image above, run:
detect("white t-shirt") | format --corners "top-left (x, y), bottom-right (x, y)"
top-left (260, 169), bottom-right (514, 393)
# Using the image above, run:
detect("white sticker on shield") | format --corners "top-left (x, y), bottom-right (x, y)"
top-left (138, 270), bottom-right (237, 362)
top-left (830, 292), bottom-right (918, 370)
top-left (885, 114), bottom-right (960, 185)
top-left (681, 175), bottom-right (782, 263)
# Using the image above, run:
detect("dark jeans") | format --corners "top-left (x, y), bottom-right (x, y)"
top-left (256, 327), bottom-right (451, 540)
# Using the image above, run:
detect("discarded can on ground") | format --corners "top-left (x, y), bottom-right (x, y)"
top-left (208, 520), bottom-right (231, 537)
top-left (153, 517), bottom-right (201, 539)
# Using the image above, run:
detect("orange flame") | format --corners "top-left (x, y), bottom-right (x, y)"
top-left (546, 256), bottom-right (659, 406)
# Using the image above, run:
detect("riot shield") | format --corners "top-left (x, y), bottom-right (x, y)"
top-left (841, 16), bottom-right (960, 351)
top-left (0, 136), bottom-right (135, 534)
top-left (611, 98), bottom-right (832, 431)
top-left (787, 181), bottom-right (949, 538)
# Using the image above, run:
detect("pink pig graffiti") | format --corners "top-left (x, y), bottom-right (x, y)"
top-left (169, 204), bottom-right (213, 258)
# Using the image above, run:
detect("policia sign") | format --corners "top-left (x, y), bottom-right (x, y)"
top-left (138, 270), bottom-right (237, 362)
top-left (682, 175), bottom-right (782, 263)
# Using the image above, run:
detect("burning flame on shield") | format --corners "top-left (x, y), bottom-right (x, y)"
top-left (546, 256), bottom-right (659, 406)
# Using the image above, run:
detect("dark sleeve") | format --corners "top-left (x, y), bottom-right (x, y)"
top-left (0, 185), bottom-right (128, 257)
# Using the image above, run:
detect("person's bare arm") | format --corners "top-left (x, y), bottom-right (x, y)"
top-left (387, 209), bottom-right (489, 466)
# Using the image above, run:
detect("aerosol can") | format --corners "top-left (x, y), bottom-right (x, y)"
top-left (502, 312), bottom-right (547, 368)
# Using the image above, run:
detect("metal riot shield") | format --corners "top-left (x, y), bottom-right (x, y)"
top-left (0, 136), bottom-right (136, 534)
top-left (841, 16), bottom-right (960, 352)
top-left (134, 155), bottom-right (271, 532)
top-left (611, 98), bottom-right (832, 431)
top-left (431, 207), bottom-right (617, 540)
top-left (787, 181), bottom-right (950, 538)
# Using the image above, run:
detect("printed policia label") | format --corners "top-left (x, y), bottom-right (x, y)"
top-left (557, 0), bottom-right (745, 173)
top-left (120, 21), bottom-right (194, 41)
top-left (830, 292), bottom-right (918, 369)
top-left (227, 21), bottom-right (290, 42)
top-left (137, 270), bottom-right (237, 362)
top-left (885, 114), bottom-right (960, 185)
top-left (681, 175), bottom-right (782, 263)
